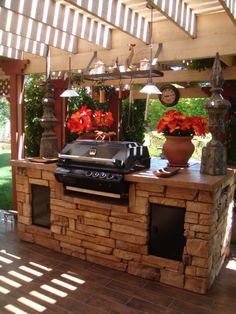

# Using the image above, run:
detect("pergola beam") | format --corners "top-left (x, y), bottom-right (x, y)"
top-left (65, 0), bottom-right (150, 43)
top-left (0, 44), bottom-right (23, 60)
top-left (219, 0), bottom-right (236, 26)
top-left (147, 0), bottom-right (197, 38)
top-left (0, 30), bottom-right (48, 57)
top-left (0, 6), bottom-right (79, 53)
top-left (0, 0), bottom-right (111, 49)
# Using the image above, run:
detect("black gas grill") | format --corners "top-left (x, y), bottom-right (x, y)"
top-left (54, 140), bottom-right (150, 198)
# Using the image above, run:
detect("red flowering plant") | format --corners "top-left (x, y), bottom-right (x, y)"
top-left (66, 105), bottom-right (114, 139)
top-left (157, 109), bottom-right (208, 137)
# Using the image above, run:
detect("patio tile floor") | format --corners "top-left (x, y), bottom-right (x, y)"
top-left (0, 213), bottom-right (236, 314)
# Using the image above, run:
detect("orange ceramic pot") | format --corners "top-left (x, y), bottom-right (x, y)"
top-left (163, 136), bottom-right (195, 167)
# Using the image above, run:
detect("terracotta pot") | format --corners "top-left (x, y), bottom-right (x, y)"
top-left (163, 136), bottom-right (195, 167)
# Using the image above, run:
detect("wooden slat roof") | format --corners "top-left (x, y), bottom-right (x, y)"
top-left (0, 0), bottom-right (235, 75)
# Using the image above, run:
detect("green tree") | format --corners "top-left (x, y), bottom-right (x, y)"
top-left (121, 99), bottom-right (146, 144)
top-left (24, 74), bottom-right (44, 157)
top-left (0, 98), bottom-right (10, 140)
top-left (0, 98), bottom-right (10, 122)
top-left (148, 98), bottom-right (207, 130)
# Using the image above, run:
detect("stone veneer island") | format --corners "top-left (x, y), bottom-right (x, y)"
top-left (10, 158), bottom-right (235, 294)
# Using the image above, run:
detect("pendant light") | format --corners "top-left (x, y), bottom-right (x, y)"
top-left (60, 54), bottom-right (79, 97)
top-left (140, 2), bottom-right (161, 95)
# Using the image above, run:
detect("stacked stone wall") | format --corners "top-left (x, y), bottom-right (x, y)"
top-left (15, 165), bottom-right (235, 294)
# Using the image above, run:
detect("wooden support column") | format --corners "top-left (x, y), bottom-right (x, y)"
top-left (0, 60), bottom-right (29, 209)
top-left (109, 90), bottom-right (129, 141)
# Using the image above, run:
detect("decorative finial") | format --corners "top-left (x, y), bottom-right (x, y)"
top-left (200, 53), bottom-right (231, 175)
top-left (210, 52), bottom-right (224, 90)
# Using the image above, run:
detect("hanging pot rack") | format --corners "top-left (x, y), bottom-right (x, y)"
top-left (82, 69), bottom-right (163, 82)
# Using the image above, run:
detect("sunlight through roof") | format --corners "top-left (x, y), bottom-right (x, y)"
top-left (107, 0), bottom-right (112, 22)
top-left (30, 0), bottom-right (38, 19)
top-left (40, 284), bottom-right (68, 297)
top-left (61, 32), bottom-right (66, 49)
top-left (130, 10), bottom-right (135, 34)
top-left (53, 28), bottom-right (59, 47)
top-left (0, 276), bottom-right (22, 288)
top-left (88, 20), bottom-right (94, 42)
top-left (29, 262), bottom-right (52, 271)
top-left (24, 38), bottom-right (30, 52)
top-left (30, 290), bottom-right (56, 304)
top-left (142, 19), bottom-right (148, 42)
top-left (53, 2), bottom-right (60, 27)
top-left (226, 259), bottom-right (236, 271)
top-left (51, 278), bottom-right (77, 291)
top-left (18, 0), bottom-right (25, 14)
top-left (96, 23), bottom-right (101, 45)
top-left (16, 14), bottom-right (23, 36)
top-left (103, 26), bottom-right (109, 48)
top-left (19, 265), bottom-right (43, 276)
top-left (63, 6), bottom-right (70, 31)
top-left (42, 0), bottom-right (49, 24)
top-left (123, 6), bottom-right (129, 31)
top-left (72, 10), bottom-right (79, 35)
top-left (180, 1), bottom-right (184, 27)
top-left (8, 270), bottom-right (33, 283)
top-left (98, 0), bottom-right (103, 17)
top-left (0, 256), bottom-right (13, 264)
top-left (115, 1), bottom-right (121, 26)
top-left (169, 0), bottom-right (173, 16)
top-left (88, 0), bottom-right (93, 11)
top-left (0, 285), bottom-right (11, 294)
top-left (68, 35), bottom-right (75, 52)
top-left (185, 7), bottom-right (190, 32)
top-left (81, 15), bottom-right (87, 38)
top-left (18, 297), bottom-right (46, 312)
top-left (36, 23), bottom-right (43, 42)
top-left (6, 10), bottom-right (13, 32)
top-left (26, 19), bottom-right (33, 38)
top-left (5, 304), bottom-right (28, 314)
top-left (7, 32), bottom-right (12, 47)
top-left (61, 273), bottom-right (85, 284)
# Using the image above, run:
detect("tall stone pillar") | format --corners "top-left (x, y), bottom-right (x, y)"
top-left (40, 79), bottom-right (58, 157)
top-left (200, 53), bottom-right (231, 175)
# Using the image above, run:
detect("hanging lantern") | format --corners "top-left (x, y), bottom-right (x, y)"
top-left (99, 89), bottom-right (106, 103)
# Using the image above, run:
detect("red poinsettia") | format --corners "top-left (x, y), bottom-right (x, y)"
top-left (67, 106), bottom-right (114, 135)
top-left (157, 109), bottom-right (208, 137)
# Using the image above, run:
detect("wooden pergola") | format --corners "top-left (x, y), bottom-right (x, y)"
top-left (0, 0), bottom-right (236, 206)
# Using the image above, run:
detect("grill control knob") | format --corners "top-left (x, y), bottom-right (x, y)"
top-left (92, 171), bottom-right (100, 178)
top-left (100, 172), bottom-right (106, 178)
top-left (107, 173), bottom-right (114, 180)
top-left (86, 170), bottom-right (93, 177)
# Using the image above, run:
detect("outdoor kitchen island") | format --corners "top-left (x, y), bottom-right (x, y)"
top-left (10, 158), bottom-right (235, 294)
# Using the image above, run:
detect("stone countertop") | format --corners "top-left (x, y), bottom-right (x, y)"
top-left (125, 158), bottom-right (236, 192)
top-left (10, 158), bottom-right (235, 192)
top-left (10, 159), bottom-right (57, 171)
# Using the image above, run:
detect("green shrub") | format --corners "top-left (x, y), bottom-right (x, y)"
top-left (121, 99), bottom-right (146, 144)
top-left (147, 98), bottom-right (207, 130)
top-left (24, 75), bottom-right (44, 157)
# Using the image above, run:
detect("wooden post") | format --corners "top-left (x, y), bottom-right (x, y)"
top-left (0, 60), bottom-right (29, 208)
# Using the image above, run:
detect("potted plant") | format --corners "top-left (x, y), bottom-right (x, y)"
top-left (157, 109), bottom-right (208, 166)
top-left (66, 105), bottom-right (115, 140)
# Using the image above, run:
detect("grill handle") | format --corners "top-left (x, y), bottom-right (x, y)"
top-left (58, 153), bottom-right (124, 167)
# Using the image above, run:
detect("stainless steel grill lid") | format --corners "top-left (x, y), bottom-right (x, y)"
top-left (55, 140), bottom-right (150, 198)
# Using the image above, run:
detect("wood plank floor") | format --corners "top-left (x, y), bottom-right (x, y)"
top-left (0, 213), bottom-right (236, 314)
